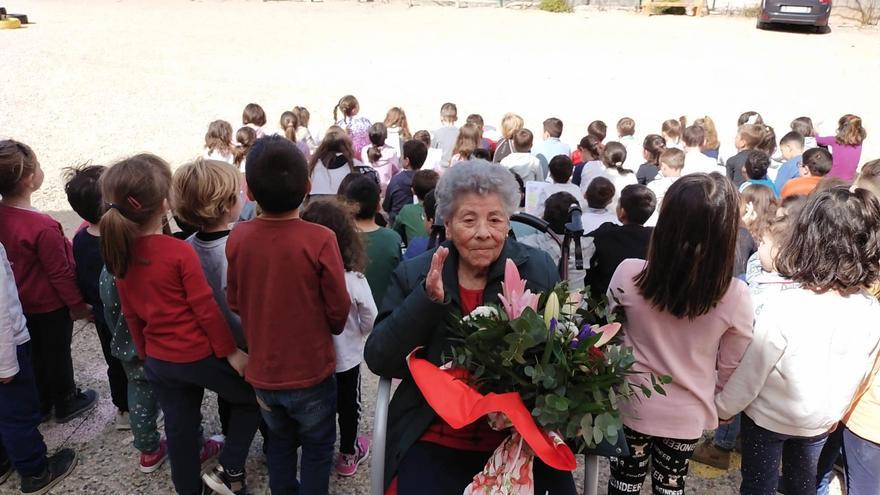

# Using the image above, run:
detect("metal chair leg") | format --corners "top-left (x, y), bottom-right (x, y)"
top-left (370, 377), bottom-right (393, 495)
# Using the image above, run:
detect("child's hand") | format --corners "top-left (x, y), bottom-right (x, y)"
top-left (70, 304), bottom-right (93, 321)
top-left (0, 374), bottom-right (14, 384)
top-left (226, 349), bottom-right (249, 377)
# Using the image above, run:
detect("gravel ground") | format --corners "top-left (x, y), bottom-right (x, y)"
top-left (2, 0), bottom-right (872, 492)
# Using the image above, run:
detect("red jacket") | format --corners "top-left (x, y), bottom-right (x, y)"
top-left (0, 204), bottom-right (87, 314)
top-left (116, 235), bottom-right (237, 363)
top-left (227, 218), bottom-right (350, 390)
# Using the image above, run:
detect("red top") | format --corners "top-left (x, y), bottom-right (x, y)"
top-left (116, 235), bottom-right (237, 363)
top-left (0, 204), bottom-right (87, 314)
top-left (226, 218), bottom-right (350, 390)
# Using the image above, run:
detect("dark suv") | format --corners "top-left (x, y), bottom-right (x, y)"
top-left (757, 0), bottom-right (832, 31)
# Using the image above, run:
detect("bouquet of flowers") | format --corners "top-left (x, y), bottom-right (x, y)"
top-left (404, 259), bottom-right (670, 494)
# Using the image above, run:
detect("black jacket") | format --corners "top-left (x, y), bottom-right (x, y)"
top-left (586, 223), bottom-right (653, 297)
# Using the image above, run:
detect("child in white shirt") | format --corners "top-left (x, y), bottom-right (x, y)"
top-left (533, 155), bottom-right (585, 217)
top-left (583, 176), bottom-right (622, 234)
top-left (501, 129), bottom-right (543, 182)
top-left (646, 149), bottom-right (685, 227)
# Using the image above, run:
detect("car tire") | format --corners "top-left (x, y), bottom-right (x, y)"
top-left (756, 20), bottom-right (768, 30)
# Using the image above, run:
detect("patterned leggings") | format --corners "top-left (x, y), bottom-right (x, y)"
top-left (120, 359), bottom-right (161, 454)
top-left (608, 427), bottom-right (699, 495)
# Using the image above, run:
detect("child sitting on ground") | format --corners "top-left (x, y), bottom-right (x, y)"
top-left (636, 134), bottom-right (666, 185)
top-left (716, 187), bottom-right (880, 495)
top-left (572, 135), bottom-right (605, 187)
top-left (790, 116), bottom-right (817, 151)
top-left (534, 155), bottom-right (584, 217)
top-left (362, 123), bottom-right (401, 194)
top-left (100, 154), bottom-right (259, 495)
top-left (203, 120), bottom-right (235, 164)
top-left (583, 177), bottom-right (621, 234)
top-left (341, 174), bottom-right (403, 308)
top-left (63, 165), bottom-right (130, 430)
top-left (393, 169), bottom-right (439, 247)
top-left (617, 117), bottom-right (640, 172)
top-left (532, 118), bottom-right (571, 178)
top-left (780, 147), bottom-right (833, 200)
top-left (582, 142), bottom-right (638, 212)
top-left (403, 190), bottom-right (437, 261)
top-left (493, 113), bottom-right (525, 164)
top-left (739, 151), bottom-right (779, 197)
top-left (645, 148), bottom-right (685, 227)
top-left (227, 136), bottom-right (350, 494)
top-left (772, 131), bottom-right (806, 192)
top-left (301, 199), bottom-right (378, 477)
top-left (242, 103), bottom-right (267, 138)
top-left (661, 118), bottom-right (684, 150)
top-left (384, 140), bottom-right (429, 224)
top-left (682, 125), bottom-right (725, 176)
top-left (727, 124), bottom-right (772, 186)
top-left (501, 129), bottom-right (543, 182)
top-left (586, 184), bottom-right (656, 297)
top-left (0, 242), bottom-right (79, 495)
top-left (0, 140), bottom-right (96, 424)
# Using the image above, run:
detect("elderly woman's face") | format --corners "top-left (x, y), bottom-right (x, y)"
top-left (446, 192), bottom-right (509, 271)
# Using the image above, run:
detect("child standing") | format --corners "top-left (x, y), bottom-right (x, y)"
top-left (393, 169), bottom-right (439, 248)
top-left (0, 140), bottom-right (97, 424)
top-left (772, 131), bottom-right (806, 192)
top-left (292, 106), bottom-right (318, 154)
top-left (100, 154), bottom-right (259, 495)
top-left (242, 103), bottom-right (267, 138)
top-left (280, 111), bottom-right (312, 160)
top-left (715, 188), bottom-right (880, 495)
top-left (204, 120), bottom-right (235, 165)
top-left (309, 127), bottom-right (362, 197)
top-left (534, 155), bottom-right (584, 217)
top-left (500, 129), bottom-right (543, 182)
top-left (361, 123), bottom-right (401, 194)
top-left (233, 126), bottom-right (257, 174)
top-left (384, 107), bottom-right (412, 158)
top-left (63, 165), bottom-right (130, 429)
top-left (817, 114), bottom-right (867, 181)
top-left (403, 190), bottom-right (437, 261)
top-left (384, 140), bottom-right (429, 226)
top-left (446, 123), bottom-right (481, 170)
top-left (1, 242), bottom-right (79, 495)
top-left (335, 95), bottom-right (372, 157)
top-left (301, 199), bottom-right (378, 477)
top-left (780, 147), bottom-right (833, 200)
top-left (431, 102), bottom-right (460, 164)
top-left (340, 175), bottom-right (402, 309)
top-left (606, 174), bottom-right (754, 495)
top-left (414, 130), bottom-right (443, 171)
top-left (227, 136), bottom-right (350, 494)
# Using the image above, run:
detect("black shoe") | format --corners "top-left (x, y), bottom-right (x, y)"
top-left (39, 408), bottom-right (52, 424)
top-left (54, 389), bottom-right (98, 424)
top-left (202, 464), bottom-right (248, 495)
top-left (0, 456), bottom-right (12, 485)
top-left (20, 448), bottom-right (77, 495)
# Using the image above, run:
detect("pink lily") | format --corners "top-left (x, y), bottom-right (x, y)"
top-left (498, 259), bottom-right (540, 320)
top-left (593, 323), bottom-right (622, 347)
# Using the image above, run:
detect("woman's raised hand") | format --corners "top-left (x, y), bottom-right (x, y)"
top-left (426, 246), bottom-right (449, 303)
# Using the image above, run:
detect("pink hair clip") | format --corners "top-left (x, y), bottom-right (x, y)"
top-left (126, 196), bottom-right (142, 210)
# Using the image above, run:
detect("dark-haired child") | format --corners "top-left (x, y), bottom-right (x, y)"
top-left (403, 190), bottom-right (437, 261)
top-left (586, 184), bottom-right (655, 297)
top-left (780, 148), bottom-right (833, 200)
top-left (727, 124), bottom-right (772, 186)
top-left (302, 199), bottom-right (378, 477)
top-left (228, 136), bottom-right (350, 494)
top-left (533, 155), bottom-right (583, 217)
top-left (242, 103), bottom-right (267, 138)
top-left (533, 118), bottom-right (571, 178)
top-left (773, 131), bottom-right (806, 192)
top-left (716, 188), bottom-right (880, 495)
top-left (637, 134), bottom-right (666, 185)
top-left (384, 140), bottom-right (429, 224)
top-left (583, 176), bottom-right (621, 234)
top-left (1, 242), bottom-right (79, 495)
top-left (100, 153), bottom-right (259, 495)
top-left (393, 169), bottom-right (439, 247)
top-left (645, 148), bottom-right (684, 227)
top-left (361, 123), bottom-right (401, 194)
top-left (739, 150), bottom-right (780, 197)
top-left (500, 129), bottom-right (543, 182)
top-left (335, 95), bottom-right (372, 157)
top-left (0, 140), bottom-right (97, 424)
top-left (63, 165), bottom-right (130, 428)
top-left (617, 117), bottom-right (641, 172)
top-left (341, 174), bottom-right (402, 308)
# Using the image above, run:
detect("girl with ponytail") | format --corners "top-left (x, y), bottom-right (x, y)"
top-left (581, 141), bottom-right (637, 212)
top-left (279, 111), bottom-right (312, 160)
top-left (817, 114), bottom-right (867, 180)
top-left (334, 95), bottom-right (372, 157)
top-left (360, 122), bottom-right (400, 194)
top-left (637, 134), bottom-right (667, 185)
top-left (309, 126), bottom-right (364, 197)
top-left (100, 154), bottom-right (260, 495)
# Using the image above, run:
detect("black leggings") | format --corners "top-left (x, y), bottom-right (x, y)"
top-left (25, 309), bottom-right (76, 414)
top-left (336, 365), bottom-right (361, 454)
top-left (608, 427), bottom-right (699, 495)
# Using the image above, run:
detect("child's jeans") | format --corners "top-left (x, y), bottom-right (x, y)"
top-left (740, 414), bottom-right (828, 495)
top-left (119, 359), bottom-right (160, 454)
top-left (608, 426), bottom-right (699, 495)
top-left (714, 414), bottom-right (740, 450)
top-left (256, 375), bottom-right (337, 495)
top-left (842, 426), bottom-right (880, 495)
top-left (815, 425), bottom-right (844, 495)
top-left (145, 356), bottom-right (260, 495)
top-left (25, 309), bottom-right (76, 415)
top-left (0, 343), bottom-right (48, 477)
top-left (95, 320), bottom-right (129, 412)
top-left (336, 364), bottom-right (361, 455)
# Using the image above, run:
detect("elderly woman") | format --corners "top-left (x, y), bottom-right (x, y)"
top-left (365, 161), bottom-right (576, 495)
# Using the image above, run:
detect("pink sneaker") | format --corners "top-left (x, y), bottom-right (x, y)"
top-left (139, 440), bottom-right (168, 473)
top-left (335, 436), bottom-right (370, 477)
top-left (200, 437), bottom-right (224, 470)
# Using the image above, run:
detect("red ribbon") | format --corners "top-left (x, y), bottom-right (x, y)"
top-left (406, 349), bottom-right (577, 471)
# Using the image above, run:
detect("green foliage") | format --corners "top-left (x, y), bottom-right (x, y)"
top-left (539, 0), bottom-right (572, 13)
top-left (446, 285), bottom-right (672, 450)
